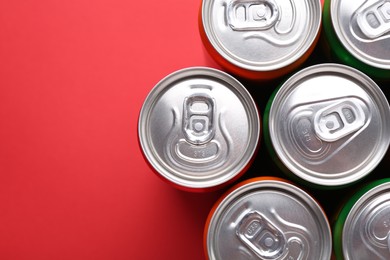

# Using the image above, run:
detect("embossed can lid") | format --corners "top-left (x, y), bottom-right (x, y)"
top-left (330, 0), bottom-right (390, 69)
top-left (205, 178), bottom-right (332, 259)
top-left (138, 67), bottom-right (260, 190)
top-left (201, 0), bottom-right (322, 72)
top-left (268, 63), bottom-right (390, 187)
top-left (342, 181), bottom-right (390, 259)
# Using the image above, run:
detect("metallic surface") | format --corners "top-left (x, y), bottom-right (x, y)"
top-left (206, 178), bottom-right (332, 259)
top-left (331, 0), bottom-right (390, 69)
top-left (201, 0), bottom-right (322, 72)
top-left (268, 63), bottom-right (390, 187)
top-left (343, 182), bottom-right (390, 259)
top-left (138, 67), bottom-right (260, 190)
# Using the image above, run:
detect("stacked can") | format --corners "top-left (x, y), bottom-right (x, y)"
top-left (199, 0), bottom-right (323, 80)
top-left (204, 177), bottom-right (332, 259)
top-left (138, 67), bottom-right (260, 192)
top-left (323, 0), bottom-right (390, 80)
top-left (334, 179), bottom-right (390, 259)
top-left (264, 63), bottom-right (390, 188)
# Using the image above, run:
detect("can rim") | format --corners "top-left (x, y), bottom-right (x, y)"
top-left (268, 63), bottom-right (390, 187)
top-left (201, 0), bottom-right (322, 72)
top-left (330, 0), bottom-right (390, 69)
top-left (138, 67), bottom-right (260, 190)
top-left (205, 177), bottom-right (332, 259)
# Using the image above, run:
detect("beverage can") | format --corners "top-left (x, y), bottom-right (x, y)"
top-left (264, 63), bottom-right (390, 188)
top-left (323, 0), bottom-right (390, 80)
top-left (199, 0), bottom-right (323, 80)
top-left (333, 178), bottom-right (390, 259)
top-left (204, 177), bottom-right (332, 259)
top-left (138, 67), bottom-right (260, 192)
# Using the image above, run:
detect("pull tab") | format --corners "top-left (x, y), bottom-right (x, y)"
top-left (236, 211), bottom-right (286, 259)
top-left (227, 0), bottom-right (279, 31)
top-left (356, 1), bottom-right (390, 39)
top-left (314, 99), bottom-right (367, 142)
top-left (182, 94), bottom-right (215, 145)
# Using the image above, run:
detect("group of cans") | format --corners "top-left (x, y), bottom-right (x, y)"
top-left (138, 0), bottom-right (390, 259)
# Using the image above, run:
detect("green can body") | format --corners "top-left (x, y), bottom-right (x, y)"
top-left (322, 0), bottom-right (390, 80)
top-left (333, 179), bottom-right (390, 259)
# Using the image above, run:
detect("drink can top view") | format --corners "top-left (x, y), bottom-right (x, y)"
top-left (199, 0), bottom-right (323, 80)
top-left (138, 67), bottom-right (260, 192)
top-left (333, 179), bottom-right (390, 259)
top-left (323, 0), bottom-right (390, 80)
top-left (265, 63), bottom-right (390, 188)
top-left (204, 177), bottom-right (332, 259)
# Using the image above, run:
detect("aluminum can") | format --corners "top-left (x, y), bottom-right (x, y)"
top-left (199, 0), bottom-right (323, 80)
top-left (138, 67), bottom-right (260, 192)
top-left (323, 0), bottom-right (390, 80)
top-left (204, 177), bottom-right (332, 259)
top-left (333, 178), bottom-right (390, 259)
top-left (264, 63), bottom-right (390, 188)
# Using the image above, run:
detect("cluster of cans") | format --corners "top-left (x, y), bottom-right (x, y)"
top-left (138, 0), bottom-right (390, 259)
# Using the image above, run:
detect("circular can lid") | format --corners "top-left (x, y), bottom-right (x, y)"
top-left (268, 63), bottom-right (390, 187)
top-left (138, 67), bottom-right (260, 190)
top-left (343, 181), bottom-right (390, 259)
top-left (201, 0), bottom-right (322, 72)
top-left (205, 178), bottom-right (332, 259)
top-left (331, 0), bottom-right (390, 70)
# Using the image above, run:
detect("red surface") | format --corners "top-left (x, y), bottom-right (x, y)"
top-left (0, 1), bottom-right (223, 259)
top-left (0, 0), bottom-right (368, 259)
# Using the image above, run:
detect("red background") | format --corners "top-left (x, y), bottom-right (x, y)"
top-left (0, 1), bottom-right (224, 259)
top-left (2, 0), bottom-right (388, 260)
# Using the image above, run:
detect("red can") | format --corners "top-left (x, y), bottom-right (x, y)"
top-left (204, 177), bottom-right (332, 259)
top-left (138, 67), bottom-right (260, 192)
top-left (199, 0), bottom-right (323, 80)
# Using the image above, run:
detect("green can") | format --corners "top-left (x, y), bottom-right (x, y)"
top-left (264, 63), bottom-right (390, 189)
top-left (322, 0), bottom-right (390, 80)
top-left (333, 178), bottom-right (390, 259)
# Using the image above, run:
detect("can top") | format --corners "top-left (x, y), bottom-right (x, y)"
top-left (343, 181), bottom-right (390, 259)
top-left (268, 63), bottom-right (390, 187)
top-left (331, 0), bottom-right (390, 69)
top-left (138, 67), bottom-right (260, 190)
top-left (206, 179), bottom-right (332, 259)
top-left (201, 0), bottom-right (322, 72)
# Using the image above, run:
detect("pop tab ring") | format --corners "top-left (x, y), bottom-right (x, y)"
top-left (356, 0), bottom-right (390, 40)
top-left (313, 98), bottom-right (367, 142)
top-left (235, 210), bottom-right (310, 259)
top-left (227, 0), bottom-right (281, 31)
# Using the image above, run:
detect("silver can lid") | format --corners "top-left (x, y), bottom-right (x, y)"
top-left (201, 0), bottom-right (322, 72)
top-left (268, 63), bottom-right (390, 187)
top-left (343, 181), bottom-right (390, 259)
top-left (331, 0), bottom-right (390, 70)
top-left (138, 67), bottom-right (260, 190)
top-left (206, 179), bottom-right (332, 259)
